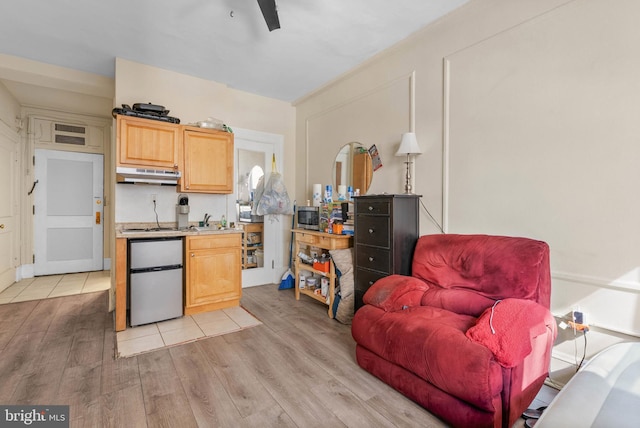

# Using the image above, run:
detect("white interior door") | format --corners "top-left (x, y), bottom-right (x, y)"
top-left (34, 149), bottom-right (104, 276)
top-left (0, 124), bottom-right (19, 291)
top-left (233, 128), bottom-right (285, 288)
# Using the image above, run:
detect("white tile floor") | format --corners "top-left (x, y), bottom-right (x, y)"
top-left (116, 306), bottom-right (262, 357)
top-left (0, 271), bottom-right (111, 304)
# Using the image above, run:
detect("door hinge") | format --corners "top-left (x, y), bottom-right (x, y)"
top-left (33, 205), bottom-right (35, 215)
top-left (32, 254), bottom-right (35, 263)
top-left (33, 155), bottom-right (35, 166)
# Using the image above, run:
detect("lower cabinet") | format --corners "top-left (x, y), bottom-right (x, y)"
top-left (185, 233), bottom-right (242, 315)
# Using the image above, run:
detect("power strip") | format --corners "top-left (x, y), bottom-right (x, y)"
top-left (568, 320), bottom-right (590, 332)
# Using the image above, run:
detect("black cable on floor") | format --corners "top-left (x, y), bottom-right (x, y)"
top-left (576, 330), bottom-right (587, 372)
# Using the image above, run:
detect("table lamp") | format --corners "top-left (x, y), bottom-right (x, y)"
top-left (395, 132), bottom-right (422, 194)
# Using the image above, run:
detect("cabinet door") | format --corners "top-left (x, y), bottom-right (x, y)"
top-left (181, 129), bottom-right (234, 193)
top-left (117, 116), bottom-right (181, 169)
top-left (186, 246), bottom-right (241, 309)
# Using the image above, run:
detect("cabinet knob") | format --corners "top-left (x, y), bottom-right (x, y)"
top-left (368, 256), bottom-right (374, 262)
top-left (191, 253), bottom-right (195, 257)
top-left (0, 224), bottom-right (4, 229)
top-left (368, 280), bottom-right (374, 285)
top-left (174, 164), bottom-right (178, 169)
top-left (368, 228), bottom-right (374, 234)
top-left (368, 206), bottom-right (373, 211)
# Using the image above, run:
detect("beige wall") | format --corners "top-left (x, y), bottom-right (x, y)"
top-left (295, 0), bottom-right (640, 350)
top-left (0, 80), bottom-right (21, 129)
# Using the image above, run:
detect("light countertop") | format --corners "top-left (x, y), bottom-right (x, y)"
top-left (115, 222), bottom-right (242, 239)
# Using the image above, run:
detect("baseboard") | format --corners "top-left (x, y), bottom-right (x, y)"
top-left (17, 264), bottom-right (35, 281)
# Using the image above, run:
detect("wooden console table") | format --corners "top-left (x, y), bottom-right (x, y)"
top-left (292, 229), bottom-right (353, 317)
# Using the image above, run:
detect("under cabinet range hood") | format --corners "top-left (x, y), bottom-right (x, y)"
top-left (116, 167), bottom-right (181, 185)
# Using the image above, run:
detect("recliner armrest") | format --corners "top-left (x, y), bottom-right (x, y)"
top-left (465, 298), bottom-right (556, 367)
top-left (363, 275), bottom-right (429, 312)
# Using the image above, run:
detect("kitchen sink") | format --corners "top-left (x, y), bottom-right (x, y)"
top-left (121, 227), bottom-right (178, 233)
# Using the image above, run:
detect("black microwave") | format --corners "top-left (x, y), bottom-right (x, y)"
top-left (297, 206), bottom-right (319, 230)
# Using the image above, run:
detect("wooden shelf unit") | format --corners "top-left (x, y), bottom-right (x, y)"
top-left (293, 229), bottom-right (352, 317)
top-left (238, 222), bottom-right (264, 269)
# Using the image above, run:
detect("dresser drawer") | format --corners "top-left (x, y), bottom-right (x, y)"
top-left (355, 268), bottom-right (387, 292)
top-left (356, 216), bottom-right (390, 248)
top-left (355, 245), bottom-right (390, 274)
top-left (356, 199), bottom-right (390, 215)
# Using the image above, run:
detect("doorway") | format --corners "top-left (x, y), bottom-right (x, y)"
top-left (33, 149), bottom-right (104, 276)
top-left (233, 128), bottom-right (285, 288)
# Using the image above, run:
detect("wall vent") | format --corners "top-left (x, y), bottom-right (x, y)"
top-left (54, 122), bottom-right (86, 146)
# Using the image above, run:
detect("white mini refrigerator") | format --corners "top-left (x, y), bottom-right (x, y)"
top-left (129, 237), bottom-right (184, 327)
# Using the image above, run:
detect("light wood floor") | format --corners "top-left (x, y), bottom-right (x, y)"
top-left (0, 284), bottom-right (553, 427)
top-left (0, 284), bottom-right (449, 427)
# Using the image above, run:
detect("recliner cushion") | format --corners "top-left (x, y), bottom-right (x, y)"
top-left (411, 234), bottom-right (551, 307)
top-left (351, 305), bottom-right (503, 411)
top-left (420, 287), bottom-right (497, 317)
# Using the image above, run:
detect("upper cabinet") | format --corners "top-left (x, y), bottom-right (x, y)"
top-left (115, 116), bottom-right (235, 193)
top-left (180, 126), bottom-right (234, 194)
top-left (116, 115), bottom-right (181, 170)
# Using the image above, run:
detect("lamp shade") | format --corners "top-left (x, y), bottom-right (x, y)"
top-left (395, 132), bottom-right (422, 156)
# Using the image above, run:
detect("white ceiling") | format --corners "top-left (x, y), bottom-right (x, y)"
top-left (0, 0), bottom-right (468, 105)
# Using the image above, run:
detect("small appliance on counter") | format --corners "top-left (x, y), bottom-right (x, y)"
top-left (176, 194), bottom-right (190, 230)
top-left (297, 205), bottom-right (320, 230)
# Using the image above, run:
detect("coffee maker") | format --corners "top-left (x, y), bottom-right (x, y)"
top-left (176, 194), bottom-right (189, 230)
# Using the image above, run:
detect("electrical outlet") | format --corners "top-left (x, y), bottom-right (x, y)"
top-left (151, 194), bottom-right (157, 204)
top-left (569, 308), bottom-right (589, 331)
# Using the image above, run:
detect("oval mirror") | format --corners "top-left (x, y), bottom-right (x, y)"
top-left (333, 142), bottom-right (372, 196)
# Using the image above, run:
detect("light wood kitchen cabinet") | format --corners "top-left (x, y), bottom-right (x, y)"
top-left (180, 126), bottom-right (234, 193)
top-left (185, 233), bottom-right (242, 315)
top-left (115, 237), bottom-right (127, 332)
top-left (116, 115), bottom-right (181, 169)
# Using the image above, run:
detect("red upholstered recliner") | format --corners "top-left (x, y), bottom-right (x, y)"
top-left (351, 234), bottom-right (557, 428)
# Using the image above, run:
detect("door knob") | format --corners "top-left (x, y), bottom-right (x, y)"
top-left (0, 224), bottom-right (4, 229)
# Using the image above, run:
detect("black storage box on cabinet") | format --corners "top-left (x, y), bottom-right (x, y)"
top-left (353, 194), bottom-right (420, 311)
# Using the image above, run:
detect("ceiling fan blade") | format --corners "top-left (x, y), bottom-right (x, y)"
top-left (257, 0), bottom-right (280, 31)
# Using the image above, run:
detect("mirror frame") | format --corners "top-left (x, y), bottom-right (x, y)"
top-left (333, 142), bottom-right (372, 196)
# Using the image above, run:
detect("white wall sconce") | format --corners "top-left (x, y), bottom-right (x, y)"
top-left (395, 132), bottom-right (422, 194)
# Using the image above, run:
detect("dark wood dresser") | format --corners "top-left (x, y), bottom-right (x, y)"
top-left (353, 194), bottom-right (420, 311)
